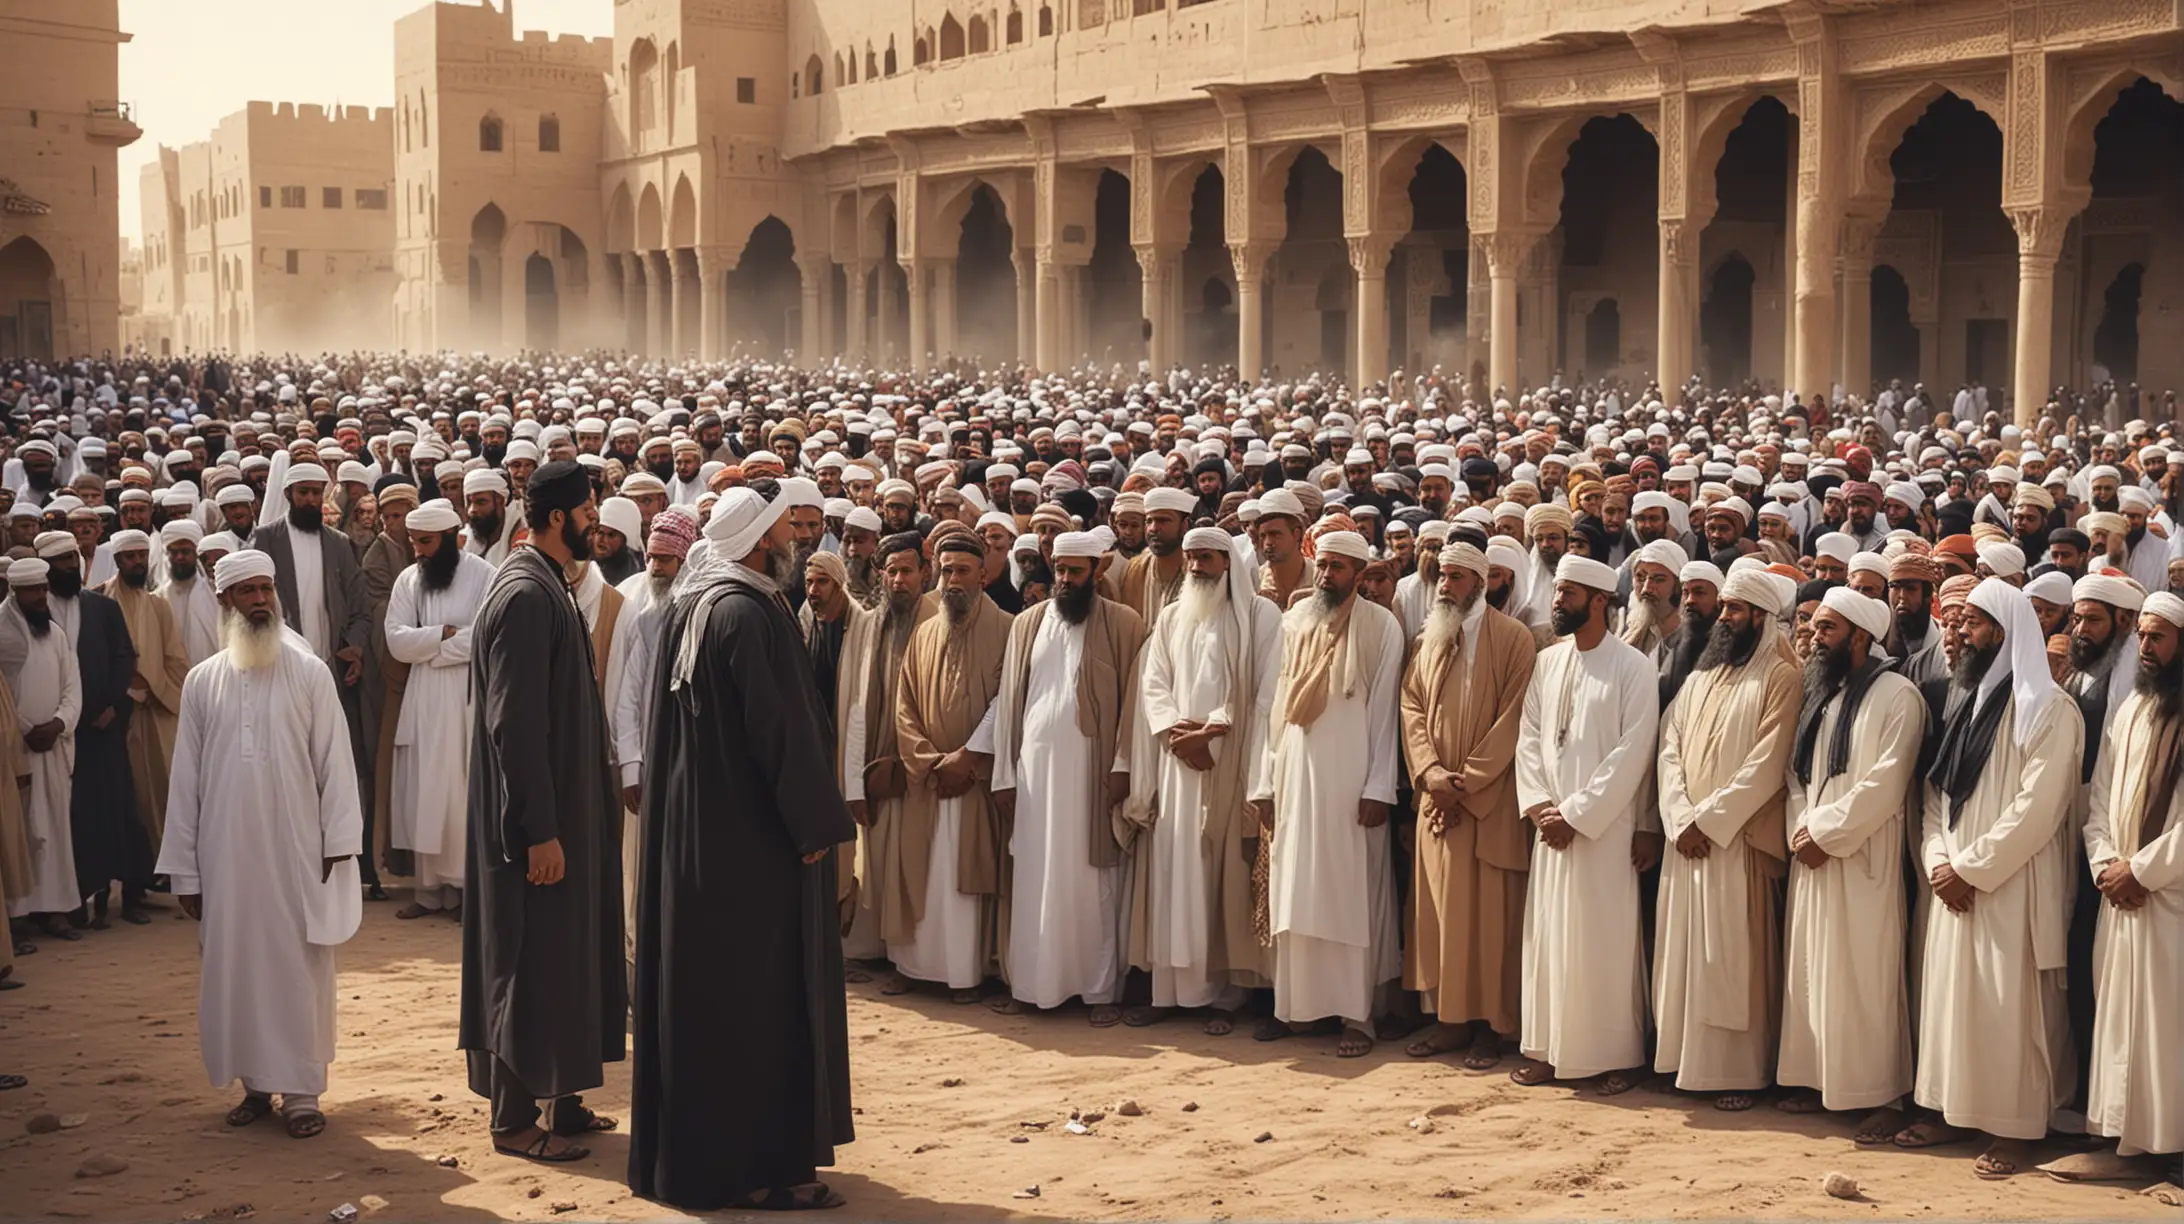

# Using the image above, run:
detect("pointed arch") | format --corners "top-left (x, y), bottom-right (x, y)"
top-left (637, 182), bottom-right (665, 251)
top-left (940, 13), bottom-right (966, 60)
top-left (669, 175), bottom-right (699, 249)
top-left (607, 182), bottom-right (636, 253)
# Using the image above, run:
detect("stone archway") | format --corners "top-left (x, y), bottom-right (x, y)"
top-left (1268, 144), bottom-right (1343, 378)
top-left (1178, 163), bottom-right (1232, 368)
top-left (468, 203), bottom-right (508, 347)
top-left (1700, 253), bottom-right (1755, 386)
top-left (726, 216), bottom-right (800, 355)
top-left (2092, 262), bottom-right (2143, 382)
top-left (1871, 264), bottom-right (1920, 387)
top-left (953, 184), bottom-right (1018, 361)
top-left (0, 236), bottom-right (59, 359)
top-left (1554, 115), bottom-right (1658, 383)
top-left (1086, 169), bottom-right (1140, 365)
top-left (524, 253), bottom-right (558, 350)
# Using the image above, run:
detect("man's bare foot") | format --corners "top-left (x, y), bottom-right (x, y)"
top-left (1714, 1090), bottom-right (1759, 1112)
top-left (1592, 1069), bottom-right (1640, 1096)
top-left (1404, 1022), bottom-right (1473, 1059)
top-left (1122, 1005), bottom-right (1170, 1028)
top-left (1088, 1004), bottom-right (1122, 1028)
top-left (1774, 1089), bottom-right (1825, 1115)
top-left (1852, 1105), bottom-right (1908, 1145)
top-left (1509, 1058), bottom-right (1555, 1087)
top-left (1251, 1017), bottom-right (1295, 1042)
top-left (988, 996), bottom-right (1027, 1015)
top-left (1462, 1031), bottom-right (1508, 1071)
top-left (1202, 1009), bottom-right (1235, 1037)
top-left (1336, 1026), bottom-right (1374, 1058)
top-left (1975, 1138), bottom-right (2033, 1179)
top-left (1893, 1119), bottom-right (1975, 1149)
top-left (879, 973), bottom-right (915, 996)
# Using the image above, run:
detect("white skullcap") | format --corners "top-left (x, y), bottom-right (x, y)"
top-left (701, 487), bottom-right (791, 560)
top-left (1820, 586), bottom-right (1892, 642)
top-left (1814, 532), bottom-right (1857, 564)
top-left (1143, 487), bottom-right (1196, 515)
top-left (1485, 537), bottom-right (1528, 574)
top-left (1183, 526), bottom-right (1232, 554)
top-left (282, 462), bottom-right (329, 490)
top-left (620, 472), bottom-right (668, 497)
top-left (6, 558), bottom-right (48, 587)
top-left (199, 531), bottom-right (240, 556)
top-left (1493, 501), bottom-right (1527, 523)
top-left (1634, 539), bottom-right (1688, 574)
top-left (1976, 541), bottom-right (2027, 577)
top-left (843, 506), bottom-right (883, 534)
top-left (213, 550), bottom-right (279, 593)
top-left (1679, 560), bottom-right (1726, 590)
top-left (1709, 496), bottom-right (1753, 524)
top-left (2023, 570), bottom-right (2074, 607)
top-left (1417, 520), bottom-right (1451, 543)
top-left (2142, 592), bottom-right (2184, 628)
top-left (1848, 552), bottom-right (1890, 578)
top-left (464, 468), bottom-right (508, 499)
top-left (1315, 530), bottom-right (1371, 563)
top-left (1884, 481), bottom-right (1925, 510)
top-left (1632, 491), bottom-right (1678, 516)
top-left (597, 496), bottom-right (641, 544)
top-left (407, 499), bottom-right (462, 534)
top-left (1721, 566), bottom-right (1789, 617)
top-left (109, 529), bottom-right (151, 554)
top-left (2118, 485), bottom-right (2155, 513)
top-left (1439, 541), bottom-right (1488, 580)
top-left (160, 520), bottom-right (204, 546)
top-left (1554, 554), bottom-right (1618, 594)
top-left (33, 531), bottom-right (75, 559)
top-left (215, 484), bottom-right (257, 508)
top-left (977, 510), bottom-right (1017, 534)
top-left (1051, 531), bottom-right (1104, 560)
top-left (2073, 572), bottom-right (2145, 612)
top-left (1256, 488), bottom-right (1306, 521)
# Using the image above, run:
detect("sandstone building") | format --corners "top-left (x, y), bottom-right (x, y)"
top-left (0, 0), bottom-right (138, 359)
top-left (138, 0), bottom-right (2184, 425)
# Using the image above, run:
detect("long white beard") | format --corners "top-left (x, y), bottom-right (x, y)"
top-left (1622, 593), bottom-right (1669, 651)
top-left (1175, 573), bottom-right (1228, 630)
top-left (1421, 593), bottom-right (1472, 660)
top-left (221, 610), bottom-right (282, 671)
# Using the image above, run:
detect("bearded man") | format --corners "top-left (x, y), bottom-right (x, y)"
top-left (988, 532), bottom-right (1146, 1023)
top-left (1251, 530), bottom-right (1404, 1058)
top-left (1400, 541), bottom-right (1537, 1069)
top-left (384, 500), bottom-right (495, 919)
top-left (98, 529), bottom-right (188, 853)
top-left (1901, 578), bottom-right (2083, 1178)
top-left (839, 506), bottom-right (884, 609)
top-left (1392, 521), bottom-right (1447, 641)
top-left (1120, 488), bottom-right (1193, 624)
top-left (2080, 592), bottom-right (2183, 1167)
top-left (1619, 539), bottom-right (1687, 664)
top-left (0, 559), bottom-right (82, 939)
top-left (156, 520), bottom-right (220, 667)
top-left (358, 482), bottom-right (418, 880)
top-left (878, 535), bottom-right (1012, 1001)
top-left (1886, 553), bottom-right (1949, 687)
top-left (838, 533), bottom-right (936, 968)
top-left (463, 469), bottom-right (516, 568)
top-left (1127, 528), bottom-right (1280, 1034)
top-left (1659, 560), bottom-right (1724, 707)
top-left (1652, 569), bottom-right (1800, 1110)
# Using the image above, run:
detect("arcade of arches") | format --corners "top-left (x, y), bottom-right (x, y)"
top-left (578, 17), bottom-right (2182, 428)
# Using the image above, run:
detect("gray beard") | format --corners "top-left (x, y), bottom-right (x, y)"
top-left (1421, 591), bottom-right (1477, 660)
top-left (1622, 593), bottom-right (1673, 651)
top-left (220, 609), bottom-right (283, 671)
top-left (1174, 572), bottom-right (1228, 630)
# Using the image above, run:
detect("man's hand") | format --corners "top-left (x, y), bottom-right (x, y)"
top-left (933, 748), bottom-right (977, 798)
top-left (337, 645), bottom-right (363, 686)
top-left (321, 854), bottom-right (352, 884)
top-left (990, 788), bottom-right (1016, 825)
top-left (1532, 806), bottom-right (1576, 851)
top-left (91, 707), bottom-right (115, 731)
top-left (2095, 859), bottom-right (2147, 910)
top-left (1247, 798), bottom-right (1274, 832)
top-left (1631, 829), bottom-right (1664, 872)
top-left (1357, 799), bottom-right (1389, 829)
top-left (620, 784), bottom-right (640, 811)
top-left (1422, 766), bottom-right (1464, 815)
top-left (848, 799), bottom-right (871, 827)
top-left (527, 838), bottom-right (566, 886)
top-left (1167, 721), bottom-right (1224, 772)
top-left (1674, 823), bottom-right (1711, 860)
top-left (442, 625), bottom-right (458, 640)
top-left (24, 719), bottom-right (60, 753)
top-left (1790, 825), bottom-right (1830, 870)
top-left (1929, 861), bottom-right (1975, 913)
top-left (178, 894), bottom-right (201, 921)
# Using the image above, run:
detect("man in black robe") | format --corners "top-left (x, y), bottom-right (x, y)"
top-left (629, 485), bottom-right (856, 1212)
top-left (37, 538), bottom-right (147, 927)
top-left (459, 461), bottom-right (626, 1164)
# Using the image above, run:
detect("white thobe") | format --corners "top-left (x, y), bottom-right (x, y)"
top-left (157, 631), bottom-right (363, 1097)
top-left (384, 554), bottom-right (493, 904)
top-left (2081, 691), bottom-right (2183, 1157)
top-left (1393, 570), bottom-right (1432, 642)
top-left (1259, 600), bottom-right (1404, 1028)
top-left (668, 474), bottom-right (707, 507)
top-left (84, 543), bottom-right (115, 589)
top-left (1915, 693), bottom-right (2082, 1140)
top-left (159, 574), bottom-right (221, 667)
top-left (2121, 538), bottom-right (2169, 600)
top-left (463, 526), bottom-right (512, 568)
top-left (995, 614), bottom-right (1124, 1008)
top-left (0, 604), bottom-right (81, 915)
top-left (1140, 597), bottom-right (1279, 1008)
top-left (889, 701), bottom-right (998, 990)
top-left (1777, 672), bottom-right (1924, 1110)
top-left (291, 526), bottom-right (328, 658)
top-left (1513, 633), bottom-right (1659, 1079)
top-left (609, 573), bottom-right (673, 964)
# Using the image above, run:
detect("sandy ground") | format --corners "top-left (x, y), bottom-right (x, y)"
top-left (2, 896), bottom-right (2177, 1222)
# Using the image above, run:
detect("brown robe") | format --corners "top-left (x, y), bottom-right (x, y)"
top-left (1258, 553), bottom-right (1316, 610)
top-left (1400, 604), bottom-right (1538, 1034)
top-left (885, 592), bottom-right (1011, 947)
top-left (97, 577), bottom-right (189, 845)
top-left (1118, 550), bottom-right (1186, 626)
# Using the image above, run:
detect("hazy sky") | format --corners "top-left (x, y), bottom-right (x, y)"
top-left (116, 0), bottom-right (613, 240)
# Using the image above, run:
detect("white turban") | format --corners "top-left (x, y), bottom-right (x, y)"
top-left (1052, 531), bottom-right (1103, 559)
top-left (1976, 541), bottom-right (2027, 577)
top-left (1848, 552), bottom-right (1890, 579)
top-left (215, 484), bottom-right (257, 508)
top-left (701, 487), bottom-right (791, 560)
top-left (1485, 536), bottom-right (1528, 574)
top-left (1183, 527), bottom-right (1231, 554)
top-left (1634, 539), bottom-right (1688, 575)
top-left (200, 531), bottom-right (240, 556)
top-left (464, 468), bottom-right (508, 499)
top-left (597, 496), bottom-right (641, 544)
top-left (1256, 488), bottom-right (1306, 521)
top-left (1709, 496), bottom-right (1753, 524)
top-left (283, 462), bottom-right (329, 490)
top-left (1884, 481), bottom-right (1925, 510)
top-left (2118, 485), bottom-right (2156, 514)
top-left (109, 529), bottom-right (151, 554)
top-left (1315, 531), bottom-right (1371, 563)
top-left (1439, 542), bottom-right (1488, 581)
top-left (1143, 487), bottom-right (1196, 516)
top-left (1679, 560), bottom-right (1726, 591)
top-left (1820, 586), bottom-right (1892, 642)
top-left (1814, 532), bottom-right (1857, 564)
top-left (2143, 592), bottom-right (2184, 628)
top-left (2022, 570), bottom-right (2074, 607)
top-left (1554, 554), bottom-right (1618, 593)
top-left (33, 531), bottom-right (75, 560)
top-left (407, 499), bottom-right (462, 534)
top-left (1722, 566), bottom-right (1789, 617)
top-left (159, 520), bottom-right (204, 546)
top-left (6, 558), bottom-right (48, 587)
top-left (213, 550), bottom-right (279, 593)
top-left (844, 506), bottom-right (883, 534)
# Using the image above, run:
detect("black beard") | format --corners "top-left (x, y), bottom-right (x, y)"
top-left (2068, 630), bottom-right (2115, 673)
top-left (1314, 586), bottom-right (1348, 614)
top-left (483, 444), bottom-right (507, 465)
top-left (2127, 524), bottom-right (2148, 549)
top-left (559, 514), bottom-right (594, 561)
top-left (169, 560), bottom-right (197, 583)
top-left (469, 512), bottom-right (503, 545)
top-left (1147, 534), bottom-right (1179, 558)
top-left (1694, 614), bottom-right (1752, 671)
top-left (48, 567), bottom-right (80, 599)
top-left (25, 469), bottom-right (54, 492)
top-left (1803, 635), bottom-right (1854, 697)
top-left (2136, 651), bottom-right (2184, 721)
top-left (419, 533), bottom-right (463, 592)
top-left (1053, 578), bottom-right (1096, 624)
top-left (1952, 637), bottom-right (2002, 687)
top-left (121, 568), bottom-right (148, 589)
top-left (19, 602), bottom-right (51, 636)
top-left (648, 460), bottom-right (675, 482)
top-left (1550, 603), bottom-right (1589, 637)
top-left (1487, 582), bottom-right (1511, 610)
top-left (2093, 494), bottom-right (2119, 514)
top-left (288, 503), bottom-right (321, 534)
top-left (232, 521), bottom-right (253, 542)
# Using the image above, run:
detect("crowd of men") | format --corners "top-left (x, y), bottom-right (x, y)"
top-left (0, 351), bottom-right (2178, 1209)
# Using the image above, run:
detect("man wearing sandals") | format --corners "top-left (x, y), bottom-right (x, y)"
top-left (1903, 578), bottom-right (2083, 1178)
top-left (158, 552), bottom-right (362, 1141)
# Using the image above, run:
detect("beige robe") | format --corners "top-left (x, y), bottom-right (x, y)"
top-left (1118, 550), bottom-right (1186, 627)
top-left (0, 662), bottom-right (33, 902)
top-left (98, 577), bottom-right (189, 845)
top-left (1652, 636), bottom-right (1799, 1091)
top-left (840, 597), bottom-right (935, 960)
top-left (361, 529), bottom-right (413, 874)
top-left (1400, 603), bottom-right (1536, 1034)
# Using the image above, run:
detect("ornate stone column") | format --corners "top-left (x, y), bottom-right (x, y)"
top-left (1349, 235), bottom-right (1395, 390)
top-left (1656, 218), bottom-right (1699, 401)
top-left (696, 246), bottom-right (731, 361)
top-left (1835, 215), bottom-right (1881, 401)
top-left (930, 258), bottom-right (957, 359)
top-left (1013, 251), bottom-right (1036, 364)
top-left (905, 257), bottom-right (931, 373)
top-left (646, 251), bottom-right (672, 357)
top-left (1135, 244), bottom-right (1179, 375)
top-left (795, 252), bottom-right (831, 363)
top-left (843, 260), bottom-right (870, 361)
top-left (873, 261), bottom-right (895, 361)
top-left (2008, 205), bottom-right (2069, 427)
top-left (1230, 242), bottom-right (1273, 379)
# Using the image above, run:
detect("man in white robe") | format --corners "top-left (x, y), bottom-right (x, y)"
top-left (989, 532), bottom-right (1145, 1023)
top-left (1252, 530), bottom-right (1403, 1057)
top-left (462, 469), bottom-right (517, 568)
top-left (1511, 554), bottom-right (1659, 1092)
top-left (1902, 577), bottom-right (2082, 1177)
top-left (610, 509), bottom-right (696, 971)
top-left (1130, 529), bottom-right (1279, 1033)
top-left (383, 500), bottom-right (493, 918)
top-left (156, 520), bottom-right (221, 667)
top-left (2078, 592), bottom-right (2183, 1170)
top-left (0, 560), bottom-right (81, 934)
top-left (157, 551), bottom-right (363, 1139)
top-left (1774, 587), bottom-right (1925, 1138)
top-left (1652, 568), bottom-right (1801, 1110)
top-left (1391, 523), bottom-right (1445, 641)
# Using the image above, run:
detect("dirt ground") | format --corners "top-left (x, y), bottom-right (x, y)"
top-left (2, 898), bottom-right (2176, 1221)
